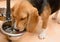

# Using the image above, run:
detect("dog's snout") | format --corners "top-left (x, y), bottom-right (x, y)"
top-left (13, 22), bottom-right (17, 29)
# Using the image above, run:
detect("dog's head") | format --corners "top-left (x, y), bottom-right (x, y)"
top-left (11, 1), bottom-right (39, 33)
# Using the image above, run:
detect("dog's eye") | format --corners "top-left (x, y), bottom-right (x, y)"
top-left (20, 18), bottom-right (26, 20)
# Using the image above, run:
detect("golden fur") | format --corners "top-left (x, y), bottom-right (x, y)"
top-left (12, 0), bottom-right (39, 32)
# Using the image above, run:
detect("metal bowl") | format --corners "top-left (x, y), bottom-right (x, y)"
top-left (1, 21), bottom-right (26, 37)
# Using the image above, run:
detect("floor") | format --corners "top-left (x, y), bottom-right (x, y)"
top-left (0, 0), bottom-right (16, 8)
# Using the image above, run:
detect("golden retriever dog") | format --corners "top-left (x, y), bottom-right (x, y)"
top-left (10, 0), bottom-right (60, 40)
top-left (11, 0), bottom-right (39, 32)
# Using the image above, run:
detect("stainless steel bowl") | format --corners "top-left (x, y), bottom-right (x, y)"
top-left (1, 21), bottom-right (26, 37)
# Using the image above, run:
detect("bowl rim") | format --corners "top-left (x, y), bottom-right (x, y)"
top-left (0, 27), bottom-right (25, 37)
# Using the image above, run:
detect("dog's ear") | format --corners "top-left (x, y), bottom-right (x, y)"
top-left (27, 8), bottom-right (39, 33)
